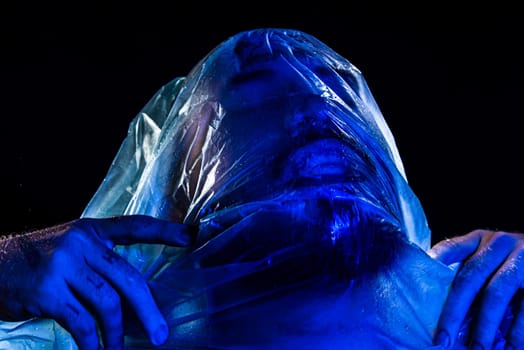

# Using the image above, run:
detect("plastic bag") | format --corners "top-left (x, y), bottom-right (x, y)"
top-left (1, 28), bottom-right (465, 349)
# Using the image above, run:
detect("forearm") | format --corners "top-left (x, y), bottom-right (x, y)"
top-left (0, 233), bottom-right (30, 321)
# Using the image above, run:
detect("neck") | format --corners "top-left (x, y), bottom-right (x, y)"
top-left (338, 240), bottom-right (456, 349)
top-left (142, 239), bottom-right (457, 349)
top-left (262, 240), bottom-right (457, 349)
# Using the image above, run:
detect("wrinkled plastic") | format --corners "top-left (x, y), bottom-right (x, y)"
top-left (0, 28), bottom-right (485, 349)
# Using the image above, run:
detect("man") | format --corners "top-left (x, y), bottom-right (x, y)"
top-left (1, 28), bottom-right (522, 349)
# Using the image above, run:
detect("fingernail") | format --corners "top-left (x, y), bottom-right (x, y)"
top-left (152, 323), bottom-right (168, 346)
top-left (470, 343), bottom-right (484, 350)
top-left (434, 329), bottom-right (450, 348)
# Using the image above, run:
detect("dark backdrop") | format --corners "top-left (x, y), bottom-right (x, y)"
top-left (1, 6), bottom-right (522, 245)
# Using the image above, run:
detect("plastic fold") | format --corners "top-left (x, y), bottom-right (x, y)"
top-left (1, 28), bottom-right (483, 349)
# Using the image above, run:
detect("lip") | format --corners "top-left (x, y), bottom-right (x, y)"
top-left (281, 138), bottom-right (364, 185)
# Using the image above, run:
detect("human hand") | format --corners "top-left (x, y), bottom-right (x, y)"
top-left (428, 229), bottom-right (524, 349)
top-left (0, 215), bottom-right (194, 350)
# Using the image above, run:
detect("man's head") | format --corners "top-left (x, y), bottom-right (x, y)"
top-left (83, 28), bottom-right (435, 349)
top-left (140, 28), bottom-right (429, 250)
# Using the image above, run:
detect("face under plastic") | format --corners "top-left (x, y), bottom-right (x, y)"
top-left (115, 28), bottom-right (429, 245)
top-left (79, 28), bottom-right (438, 349)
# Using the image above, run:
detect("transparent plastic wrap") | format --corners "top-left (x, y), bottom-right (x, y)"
top-left (1, 28), bottom-right (484, 349)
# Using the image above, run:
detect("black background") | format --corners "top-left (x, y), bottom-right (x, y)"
top-left (1, 4), bottom-right (522, 245)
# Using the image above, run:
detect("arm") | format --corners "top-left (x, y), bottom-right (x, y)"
top-left (429, 229), bottom-right (524, 349)
top-left (0, 215), bottom-right (194, 350)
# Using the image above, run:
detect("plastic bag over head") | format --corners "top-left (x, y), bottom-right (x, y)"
top-left (82, 28), bottom-right (443, 349)
top-left (0, 28), bottom-right (455, 350)
top-left (87, 27), bottom-right (430, 247)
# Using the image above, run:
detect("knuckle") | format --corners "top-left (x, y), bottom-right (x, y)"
top-left (473, 229), bottom-right (492, 235)
top-left (74, 315), bottom-right (97, 337)
top-left (469, 229), bottom-right (492, 239)
top-left (62, 227), bottom-right (90, 246)
top-left (34, 278), bottom-right (60, 301)
top-left (431, 237), bottom-right (462, 254)
top-left (490, 231), bottom-right (516, 246)
top-left (483, 282), bottom-right (509, 305)
top-left (453, 261), bottom-right (485, 288)
top-left (437, 238), bottom-right (458, 250)
top-left (99, 291), bottom-right (122, 315)
top-left (129, 276), bottom-right (151, 296)
top-left (47, 250), bottom-right (68, 268)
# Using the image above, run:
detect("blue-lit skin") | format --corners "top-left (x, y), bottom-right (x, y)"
top-left (85, 29), bottom-right (524, 349)
top-left (0, 215), bottom-right (193, 349)
top-left (2, 28), bottom-right (524, 350)
top-left (428, 230), bottom-right (524, 349)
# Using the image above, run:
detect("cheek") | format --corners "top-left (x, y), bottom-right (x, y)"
top-left (184, 105), bottom-right (216, 198)
top-left (157, 104), bottom-right (220, 221)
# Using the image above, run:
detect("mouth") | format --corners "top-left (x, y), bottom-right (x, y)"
top-left (280, 138), bottom-right (366, 186)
